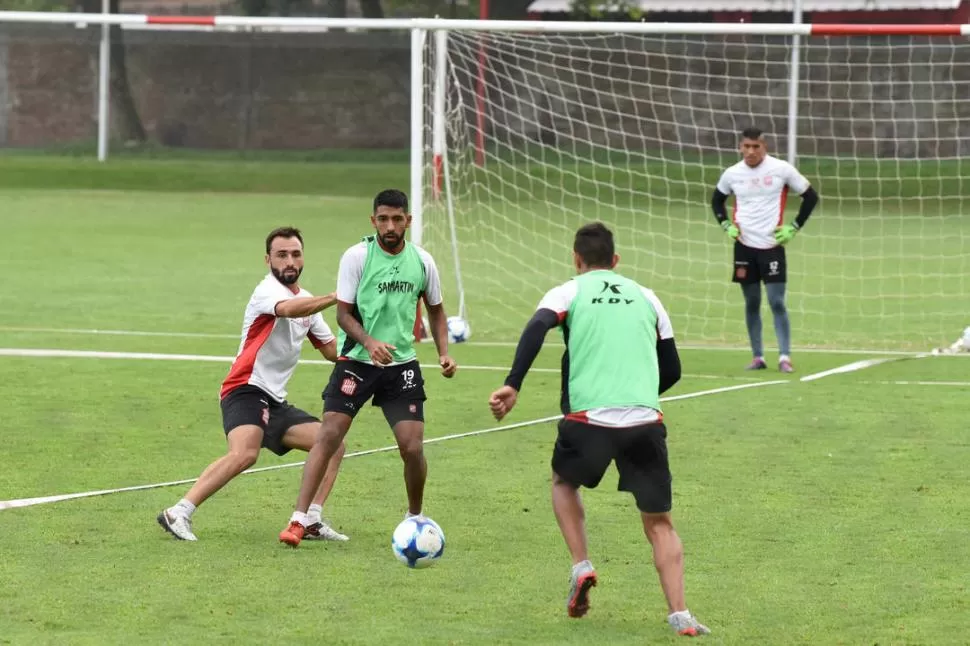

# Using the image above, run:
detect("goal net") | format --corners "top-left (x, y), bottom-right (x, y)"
top-left (419, 26), bottom-right (970, 352)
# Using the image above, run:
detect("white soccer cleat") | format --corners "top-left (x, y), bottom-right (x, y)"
top-left (304, 519), bottom-right (349, 542)
top-left (157, 509), bottom-right (198, 541)
top-left (566, 560), bottom-right (598, 618)
top-left (668, 611), bottom-right (711, 637)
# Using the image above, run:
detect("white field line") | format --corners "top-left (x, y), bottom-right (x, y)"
top-left (0, 324), bottom-right (952, 357)
top-left (799, 354), bottom-right (930, 383)
top-left (0, 325), bottom-right (239, 339)
top-left (0, 347), bottom-right (560, 374)
top-left (0, 379), bottom-right (787, 511)
top-left (0, 347), bottom-right (758, 382)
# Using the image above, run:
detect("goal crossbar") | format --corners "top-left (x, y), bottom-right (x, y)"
top-left (0, 11), bottom-right (968, 36)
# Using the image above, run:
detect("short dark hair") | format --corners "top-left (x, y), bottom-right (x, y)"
top-left (374, 189), bottom-right (408, 213)
top-left (265, 226), bottom-right (304, 254)
top-left (573, 222), bottom-right (615, 268)
top-left (741, 127), bottom-right (764, 140)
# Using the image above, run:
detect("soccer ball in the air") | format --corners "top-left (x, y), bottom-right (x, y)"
top-left (447, 316), bottom-right (471, 343)
top-left (391, 516), bottom-right (445, 568)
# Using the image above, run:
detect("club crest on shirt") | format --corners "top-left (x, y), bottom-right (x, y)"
top-left (299, 317), bottom-right (311, 328)
top-left (764, 175), bottom-right (773, 186)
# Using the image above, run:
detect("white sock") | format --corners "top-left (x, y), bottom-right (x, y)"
top-left (668, 609), bottom-right (692, 621)
top-left (172, 498), bottom-right (196, 518)
top-left (405, 510), bottom-right (421, 519)
top-left (307, 504), bottom-right (323, 523)
top-left (289, 511), bottom-right (308, 527)
top-left (779, 354), bottom-right (791, 363)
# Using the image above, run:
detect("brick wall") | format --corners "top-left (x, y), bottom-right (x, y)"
top-left (0, 28), bottom-right (411, 149)
top-left (1, 28), bottom-right (968, 158)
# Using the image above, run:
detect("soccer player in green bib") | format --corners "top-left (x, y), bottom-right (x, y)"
top-left (280, 189), bottom-right (458, 547)
top-left (489, 223), bottom-right (709, 637)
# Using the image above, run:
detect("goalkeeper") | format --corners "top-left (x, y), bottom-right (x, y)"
top-left (711, 127), bottom-right (819, 373)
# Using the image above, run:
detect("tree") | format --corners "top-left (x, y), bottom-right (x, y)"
top-left (360, 0), bottom-right (384, 17)
top-left (568, 0), bottom-right (644, 20)
top-left (77, 0), bottom-right (147, 144)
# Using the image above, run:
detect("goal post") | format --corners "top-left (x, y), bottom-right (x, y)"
top-left (416, 20), bottom-right (970, 351)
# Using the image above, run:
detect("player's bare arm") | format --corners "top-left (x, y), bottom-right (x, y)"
top-left (489, 308), bottom-right (560, 420)
top-left (335, 300), bottom-right (396, 365)
top-left (274, 292), bottom-right (338, 318)
top-left (424, 299), bottom-right (456, 378)
top-left (318, 339), bottom-right (338, 363)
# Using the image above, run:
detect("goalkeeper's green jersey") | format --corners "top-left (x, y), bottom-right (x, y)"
top-left (339, 236), bottom-right (427, 364)
top-left (563, 270), bottom-right (662, 413)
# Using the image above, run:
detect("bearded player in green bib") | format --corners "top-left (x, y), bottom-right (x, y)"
top-left (280, 189), bottom-right (457, 547)
top-left (489, 223), bottom-right (709, 637)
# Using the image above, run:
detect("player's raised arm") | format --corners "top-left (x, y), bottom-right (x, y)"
top-left (489, 284), bottom-right (568, 421)
top-left (274, 292), bottom-right (337, 318)
top-left (503, 307), bottom-right (561, 392)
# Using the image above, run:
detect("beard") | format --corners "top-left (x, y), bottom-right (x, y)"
top-left (272, 266), bottom-right (302, 285)
top-left (379, 232), bottom-right (402, 250)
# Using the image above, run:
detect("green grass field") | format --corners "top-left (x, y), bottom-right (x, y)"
top-left (1, 154), bottom-right (969, 645)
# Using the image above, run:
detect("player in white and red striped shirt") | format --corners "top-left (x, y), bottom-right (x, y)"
top-left (158, 227), bottom-right (348, 542)
top-left (711, 127), bottom-right (819, 373)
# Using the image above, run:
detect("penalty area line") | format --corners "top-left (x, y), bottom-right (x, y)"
top-left (0, 379), bottom-right (787, 511)
top-left (799, 353), bottom-right (930, 383)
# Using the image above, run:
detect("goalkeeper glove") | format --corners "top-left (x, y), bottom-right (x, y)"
top-left (720, 220), bottom-right (740, 240)
top-left (774, 223), bottom-right (799, 245)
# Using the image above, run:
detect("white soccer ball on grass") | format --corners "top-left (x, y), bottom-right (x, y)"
top-left (391, 516), bottom-right (445, 569)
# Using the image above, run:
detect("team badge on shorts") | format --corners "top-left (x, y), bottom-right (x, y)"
top-left (261, 407), bottom-right (269, 425)
top-left (340, 378), bottom-right (358, 396)
top-left (735, 266), bottom-right (747, 279)
top-left (409, 404), bottom-right (417, 414)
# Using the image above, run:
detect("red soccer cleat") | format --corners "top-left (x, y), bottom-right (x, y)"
top-left (279, 521), bottom-right (305, 547)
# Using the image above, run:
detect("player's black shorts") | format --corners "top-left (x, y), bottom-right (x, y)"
top-left (552, 418), bottom-right (672, 513)
top-left (220, 385), bottom-right (318, 456)
top-left (733, 241), bottom-right (787, 284)
top-left (322, 359), bottom-right (426, 427)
